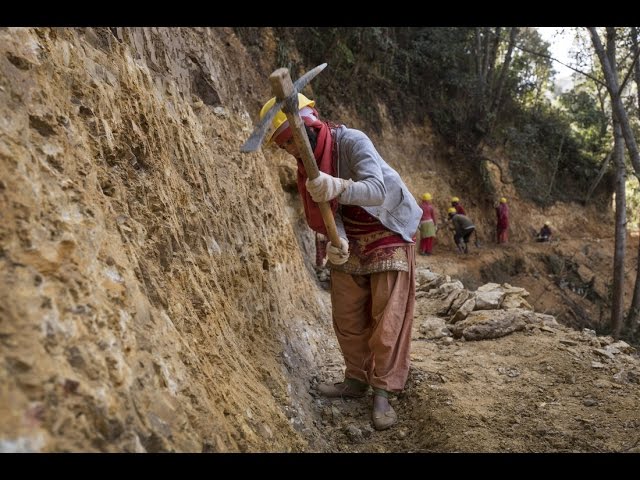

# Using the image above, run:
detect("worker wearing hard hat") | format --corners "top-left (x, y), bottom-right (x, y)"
top-left (259, 93), bottom-right (422, 430)
top-left (418, 193), bottom-right (438, 256)
top-left (447, 207), bottom-right (476, 254)
top-left (451, 196), bottom-right (466, 215)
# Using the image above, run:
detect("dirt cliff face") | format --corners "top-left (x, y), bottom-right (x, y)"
top-left (0, 27), bottom-right (335, 452)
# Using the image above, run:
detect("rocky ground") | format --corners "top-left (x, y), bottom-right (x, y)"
top-left (308, 259), bottom-right (640, 453)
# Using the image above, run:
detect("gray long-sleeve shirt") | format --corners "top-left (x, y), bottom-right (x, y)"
top-left (333, 126), bottom-right (422, 242)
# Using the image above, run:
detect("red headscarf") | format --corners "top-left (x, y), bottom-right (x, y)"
top-left (278, 110), bottom-right (339, 236)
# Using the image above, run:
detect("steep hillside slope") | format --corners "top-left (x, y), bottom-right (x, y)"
top-left (0, 27), bottom-right (335, 452)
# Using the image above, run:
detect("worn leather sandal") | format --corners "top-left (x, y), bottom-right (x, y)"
top-left (317, 380), bottom-right (368, 398)
top-left (372, 404), bottom-right (397, 430)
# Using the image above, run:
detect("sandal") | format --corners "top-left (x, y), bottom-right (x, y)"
top-left (317, 378), bottom-right (368, 398)
top-left (372, 390), bottom-right (397, 430)
top-left (372, 404), bottom-right (397, 430)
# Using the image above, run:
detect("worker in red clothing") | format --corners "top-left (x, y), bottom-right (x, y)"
top-left (418, 192), bottom-right (437, 255)
top-left (496, 197), bottom-right (509, 244)
top-left (451, 196), bottom-right (466, 215)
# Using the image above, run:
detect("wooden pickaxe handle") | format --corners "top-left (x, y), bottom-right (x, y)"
top-left (269, 68), bottom-right (341, 247)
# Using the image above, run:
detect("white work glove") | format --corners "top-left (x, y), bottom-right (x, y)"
top-left (327, 237), bottom-right (349, 265)
top-left (305, 171), bottom-right (353, 203)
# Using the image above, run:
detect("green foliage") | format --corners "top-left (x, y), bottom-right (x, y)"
top-left (561, 90), bottom-right (604, 129)
top-left (559, 88), bottom-right (609, 155)
top-left (234, 27), bottom-right (614, 205)
top-left (268, 27), bottom-right (479, 135)
top-left (626, 177), bottom-right (640, 231)
top-left (510, 29), bottom-right (554, 106)
top-left (501, 104), bottom-right (602, 205)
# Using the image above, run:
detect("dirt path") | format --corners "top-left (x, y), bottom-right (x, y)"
top-left (309, 240), bottom-right (640, 452)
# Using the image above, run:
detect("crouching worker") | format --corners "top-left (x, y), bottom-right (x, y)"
top-left (448, 207), bottom-right (476, 254)
top-left (259, 93), bottom-right (422, 430)
top-left (536, 221), bottom-right (552, 242)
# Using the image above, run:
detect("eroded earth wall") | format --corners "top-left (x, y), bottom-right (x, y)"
top-left (0, 27), bottom-right (331, 452)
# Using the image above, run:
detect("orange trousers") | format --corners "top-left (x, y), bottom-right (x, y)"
top-left (329, 245), bottom-right (415, 392)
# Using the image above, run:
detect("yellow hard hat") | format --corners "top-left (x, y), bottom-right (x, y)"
top-left (422, 192), bottom-right (432, 201)
top-left (448, 207), bottom-right (457, 214)
top-left (259, 93), bottom-right (315, 145)
top-left (544, 221), bottom-right (550, 226)
top-left (500, 197), bottom-right (507, 203)
top-left (451, 196), bottom-right (459, 203)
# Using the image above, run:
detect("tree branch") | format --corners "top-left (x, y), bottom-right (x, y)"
top-left (589, 26), bottom-right (640, 179)
top-left (513, 43), bottom-right (606, 87)
top-left (583, 149), bottom-right (613, 204)
top-left (618, 46), bottom-right (640, 92)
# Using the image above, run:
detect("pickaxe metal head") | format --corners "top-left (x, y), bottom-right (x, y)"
top-left (240, 63), bottom-right (327, 152)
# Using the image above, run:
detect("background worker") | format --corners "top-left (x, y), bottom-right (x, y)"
top-left (451, 196), bottom-right (466, 215)
top-left (418, 192), bottom-right (437, 256)
top-left (448, 207), bottom-right (475, 254)
top-left (536, 221), bottom-right (552, 242)
top-left (496, 197), bottom-right (509, 244)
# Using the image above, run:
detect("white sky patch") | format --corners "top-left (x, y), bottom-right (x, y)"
top-left (537, 27), bottom-right (576, 79)
top-left (537, 27), bottom-right (579, 92)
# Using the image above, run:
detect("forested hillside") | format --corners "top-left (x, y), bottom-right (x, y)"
top-left (236, 27), bottom-right (614, 207)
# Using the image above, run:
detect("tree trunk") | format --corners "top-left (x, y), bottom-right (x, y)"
top-left (589, 27), bottom-right (640, 337)
top-left (481, 27), bottom-right (491, 84)
top-left (583, 150), bottom-right (613, 204)
top-left (594, 27), bottom-right (627, 337)
top-left (490, 27), bottom-right (518, 113)
top-left (486, 27), bottom-right (502, 86)
top-left (632, 27), bottom-right (640, 103)
top-left (595, 84), bottom-right (609, 137)
top-left (626, 27), bottom-right (640, 328)
top-left (475, 28), bottom-right (483, 80)
top-left (546, 134), bottom-right (565, 200)
top-left (609, 28), bottom-right (626, 340)
top-left (611, 114), bottom-right (627, 339)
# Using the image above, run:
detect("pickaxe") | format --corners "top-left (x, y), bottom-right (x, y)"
top-left (240, 64), bottom-right (341, 246)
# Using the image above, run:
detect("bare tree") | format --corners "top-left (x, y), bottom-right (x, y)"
top-left (626, 27), bottom-right (640, 329)
top-left (473, 27), bottom-right (519, 138)
top-left (490, 27), bottom-right (519, 114)
top-left (475, 27), bottom-right (502, 99)
top-left (589, 27), bottom-right (632, 337)
top-left (589, 27), bottom-right (640, 178)
top-left (611, 113), bottom-right (627, 339)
